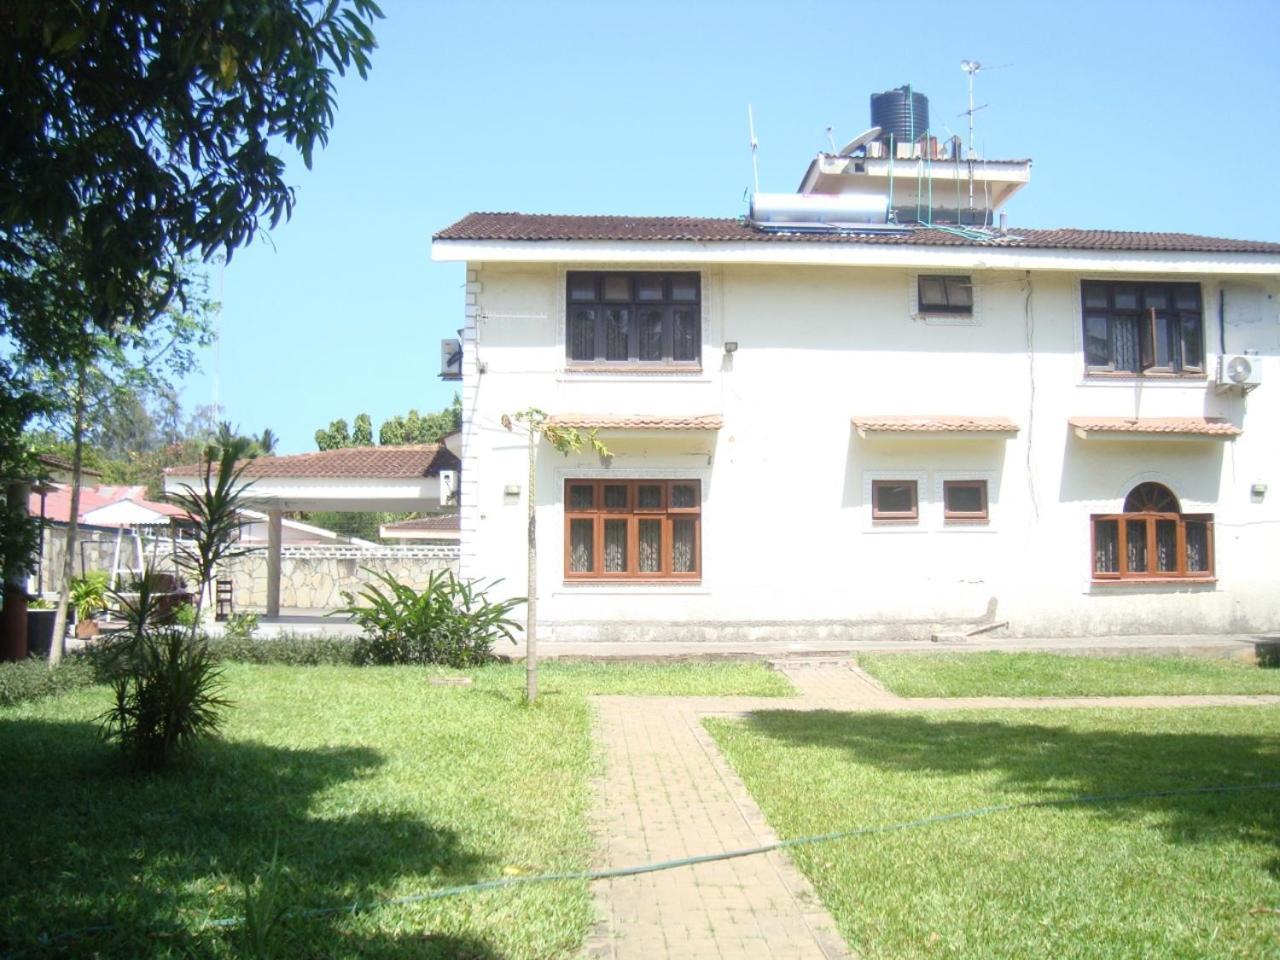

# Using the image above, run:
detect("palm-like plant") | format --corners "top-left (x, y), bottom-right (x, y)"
top-left (98, 625), bottom-right (230, 771)
top-left (97, 438), bottom-right (250, 771)
top-left (167, 438), bottom-right (253, 634)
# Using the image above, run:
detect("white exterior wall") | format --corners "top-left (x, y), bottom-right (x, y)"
top-left (458, 259), bottom-right (1280, 641)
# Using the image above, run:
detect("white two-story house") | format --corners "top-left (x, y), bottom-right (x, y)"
top-left (432, 93), bottom-right (1280, 642)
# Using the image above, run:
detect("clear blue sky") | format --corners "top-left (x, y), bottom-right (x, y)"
top-left (184, 0), bottom-right (1280, 453)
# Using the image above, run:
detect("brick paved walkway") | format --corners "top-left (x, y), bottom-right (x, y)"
top-left (587, 695), bottom-right (850, 959)
top-left (586, 663), bottom-right (1280, 959)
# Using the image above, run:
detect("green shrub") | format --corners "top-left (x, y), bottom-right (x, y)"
top-left (174, 602), bottom-right (198, 627)
top-left (0, 656), bottom-right (98, 707)
top-left (338, 569), bottom-right (524, 668)
top-left (224, 611), bottom-right (260, 642)
top-left (209, 632), bottom-right (362, 666)
top-left (70, 569), bottom-right (110, 621)
top-left (98, 628), bottom-right (230, 771)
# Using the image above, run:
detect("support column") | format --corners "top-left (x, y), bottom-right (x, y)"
top-left (266, 509), bottom-right (282, 619)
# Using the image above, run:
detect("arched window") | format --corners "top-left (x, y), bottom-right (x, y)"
top-left (1092, 482), bottom-right (1213, 581)
top-left (1123, 482), bottom-right (1180, 514)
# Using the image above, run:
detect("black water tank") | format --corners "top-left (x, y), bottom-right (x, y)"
top-left (870, 86), bottom-right (929, 146)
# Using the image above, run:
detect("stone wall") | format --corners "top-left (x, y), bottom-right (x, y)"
top-left (219, 545), bottom-right (461, 610)
top-left (35, 526), bottom-right (173, 593)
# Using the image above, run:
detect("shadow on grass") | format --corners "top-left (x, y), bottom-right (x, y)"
top-left (0, 717), bottom-right (494, 957)
top-left (736, 710), bottom-right (1280, 869)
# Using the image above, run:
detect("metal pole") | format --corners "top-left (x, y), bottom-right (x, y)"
top-left (525, 428), bottom-right (537, 702)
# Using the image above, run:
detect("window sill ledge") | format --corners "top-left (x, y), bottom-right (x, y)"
top-left (563, 365), bottom-right (704, 375)
top-left (913, 312), bottom-right (978, 326)
top-left (1079, 375), bottom-right (1207, 387)
top-left (554, 581), bottom-right (708, 597)
top-left (1090, 577), bottom-right (1217, 586)
top-left (563, 579), bottom-right (702, 586)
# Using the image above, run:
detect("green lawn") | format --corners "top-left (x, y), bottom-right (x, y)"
top-left (0, 660), bottom-right (790, 958)
top-left (707, 707), bottom-right (1280, 959)
top-left (857, 652), bottom-right (1280, 698)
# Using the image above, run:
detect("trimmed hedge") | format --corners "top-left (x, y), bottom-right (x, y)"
top-left (0, 656), bottom-right (99, 708)
top-left (207, 632), bottom-right (364, 666)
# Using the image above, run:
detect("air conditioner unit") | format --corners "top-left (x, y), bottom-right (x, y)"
top-left (440, 339), bottom-right (462, 381)
top-left (1216, 354), bottom-right (1262, 391)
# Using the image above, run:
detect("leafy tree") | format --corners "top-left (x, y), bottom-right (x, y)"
top-left (0, 0), bottom-right (383, 606)
top-left (352, 413), bottom-right (374, 447)
top-left (314, 418), bottom-right (351, 451)
top-left (1, 0), bottom-right (384, 349)
top-left (379, 395), bottom-right (461, 445)
top-left (256, 429), bottom-right (279, 456)
top-left (27, 260), bottom-right (215, 662)
top-left (313, 396), bottom-right (462, 451)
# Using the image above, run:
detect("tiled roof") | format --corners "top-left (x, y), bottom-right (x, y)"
top-left (165, 445), bottom-right (460, 480)
top-left (547, 414), bottom-right (724, 431)
top-left (381, 515), bottom-right (461, 532)
top-left (852, 415), bottom-right (1020, 433)
top-left (30, 484), bottom-right (186, 526)
top-left (435, 213), bottom-right (1280, 254)
top-left (1068, 416), bottom-right (1242, 437)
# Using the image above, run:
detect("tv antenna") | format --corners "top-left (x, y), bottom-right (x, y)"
top-left (958, 60), bottom-right (1011, 214)
top-left (747, 104), bottom-right (760, 194)
top-left (958, 60), bottom-right (1011, 159)
top-left (959, 60), bottom-right (987, 161)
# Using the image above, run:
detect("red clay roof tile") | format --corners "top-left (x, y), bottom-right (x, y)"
top-left (435, 213), bottom-right (1280, 254)
top-left (1068, 416), bottom-right (1241, 437)
top-left (165, 445), bottom-right (459, 480)
top-left (547, 414), bottom-right (724, 431)
top-left (852, 415), bottom-right (1020, 433)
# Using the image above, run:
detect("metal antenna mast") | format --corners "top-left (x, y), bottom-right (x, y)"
top-left (959, 60), bottom-right (987, 214)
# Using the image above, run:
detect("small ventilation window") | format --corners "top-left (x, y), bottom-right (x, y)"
top-left (872, 480), bottom-right (919, 521)
top-left (918, 275), bottom-right (973, 315)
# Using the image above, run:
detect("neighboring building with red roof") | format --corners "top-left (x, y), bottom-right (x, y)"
top-left (434, 86), bottom-right (1280, 641)
top-left (379, 513), bottom-right (460, 543)
top-left (30, 484), bottom-right (186, 529)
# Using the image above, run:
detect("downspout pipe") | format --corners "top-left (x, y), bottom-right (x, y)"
top-left (1219, 287), bottom-right (1226, 358)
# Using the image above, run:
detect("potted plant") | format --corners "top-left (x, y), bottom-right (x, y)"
top-left (27, 598), bottom-right (58, 657)
top-left (71, 570), bottom-right (109, 639)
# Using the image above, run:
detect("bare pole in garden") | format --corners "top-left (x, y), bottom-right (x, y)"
top-left (504, 409), bottom-right (608, 702)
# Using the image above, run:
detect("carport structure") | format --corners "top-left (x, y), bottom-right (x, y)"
top-left (164, 444), bottom-right (459, 617)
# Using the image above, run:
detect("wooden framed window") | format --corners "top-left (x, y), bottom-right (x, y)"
top-left (564, 479), bottom-right (700, 580)
top-left (917, 275), bottom-right (973, 315)
top-left (872, 480), bottom-right (918, 521)
top-left (1081, 280), bottom-right (1203, 377)
top-left (1091, 482), bottom-right (1214, 581)
top-left (943, 480), bottom-right (988, 521)
top-left (566, 272), bottom-right (701, 367)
